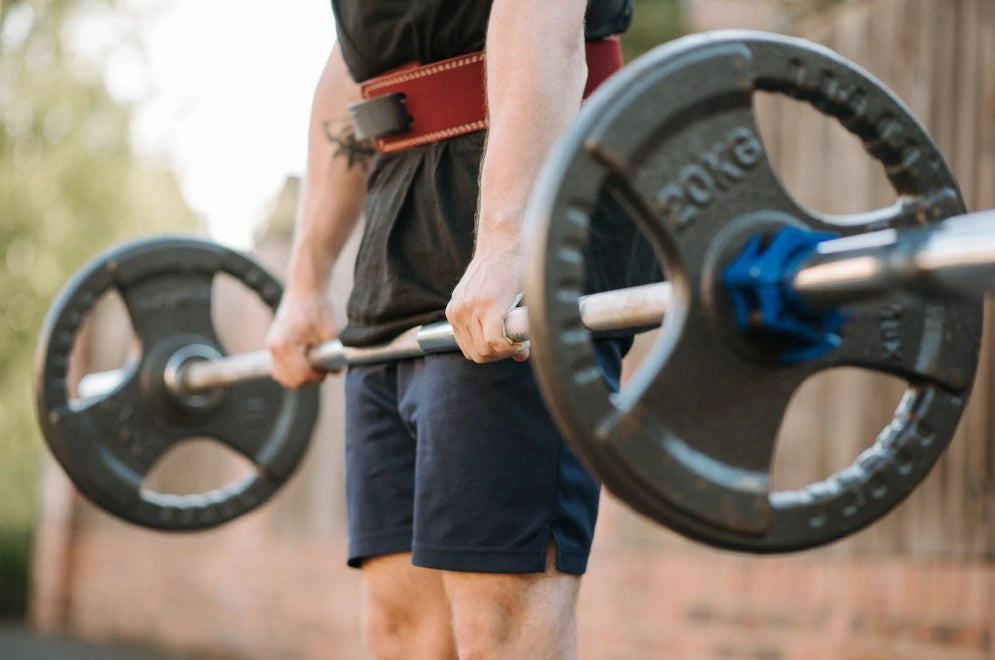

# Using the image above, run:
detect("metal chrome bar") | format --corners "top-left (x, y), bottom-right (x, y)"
top-left (76, 369), bottom-right (130, 401)
top-left (181, 281), bottom-right (671, 392)
top-left (77, 208), bottom-right (995, 402)
top-left (71, 282), bottom-right (672, 399)
top-left (793, 209), bottom-right (995, 308)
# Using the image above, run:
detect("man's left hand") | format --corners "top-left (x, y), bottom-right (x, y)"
top-left (447, 239), bottom-right (531, 363)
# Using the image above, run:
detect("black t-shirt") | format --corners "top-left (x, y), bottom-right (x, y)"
top-left (332, 0), bottom-right (634, 81)
top-left (330, 0), bottom-right (656, 346)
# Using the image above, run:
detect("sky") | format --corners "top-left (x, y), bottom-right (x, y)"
top-left (70, 0), bottom-right (337, 248)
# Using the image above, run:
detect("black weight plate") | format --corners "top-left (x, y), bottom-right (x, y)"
top-left (524, 31), bottom-right (982, 552)
top-left (34, 236), bottom-right (319, 531)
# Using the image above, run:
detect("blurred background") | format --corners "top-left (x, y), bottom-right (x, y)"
top-left (1, 0), bottom-right (993, 658)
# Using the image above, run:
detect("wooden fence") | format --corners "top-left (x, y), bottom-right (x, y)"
top-left (28, 1), bottom-right (995, 658)
top-left (749, 0), bottom-right (995, 556)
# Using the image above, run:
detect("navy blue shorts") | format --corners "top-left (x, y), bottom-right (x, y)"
top-left (344, 339), bottom-right (626, 574)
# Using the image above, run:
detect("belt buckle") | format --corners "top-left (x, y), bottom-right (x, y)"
top-left (348, 93), bottom-right (412, 141)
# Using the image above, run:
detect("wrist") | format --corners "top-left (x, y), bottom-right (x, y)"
top-left (476, 208), bottom-right (526, 240)
top-left (472, 229), bottom-right (524, 262)
top-left (470, 232), bottom-right (525, 281)
top-left (286, 249), bottom-right (334, 295)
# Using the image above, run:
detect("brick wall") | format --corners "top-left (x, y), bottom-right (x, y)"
top-left (33, 494), bottom-right (995, 659)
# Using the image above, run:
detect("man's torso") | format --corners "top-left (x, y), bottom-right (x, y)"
top-left (330, 0), bottom-right (653, 347)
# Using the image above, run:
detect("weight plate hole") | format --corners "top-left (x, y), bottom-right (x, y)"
top-left (142, 438), bottom-right (258, 497)
top-left (68, 289), bottom-right (140, 405)
top-left (212, 272), bottom-right (279, 357)
top-left (754, 92), bottom-right (896, 217)
top-left (772, 367), bottom-right (906, 492)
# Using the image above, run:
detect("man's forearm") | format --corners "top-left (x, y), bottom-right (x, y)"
top-left (477, 0), bottom-right (588, 241)
top-left (287, 44), bottom-right (370, 294)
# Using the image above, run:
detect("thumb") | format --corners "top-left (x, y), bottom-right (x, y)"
top-left (511, 341), bottom-right (530, 362)
top-left (320, 316), bottom-right (338, 341)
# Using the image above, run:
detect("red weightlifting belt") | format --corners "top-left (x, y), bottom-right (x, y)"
top-left (352, 37), bottom-right (624, 154)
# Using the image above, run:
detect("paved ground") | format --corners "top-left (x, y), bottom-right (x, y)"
top-left (0, 623), bottom-right (171, 659)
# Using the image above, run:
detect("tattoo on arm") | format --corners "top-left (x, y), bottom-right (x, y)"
top-left (322, 121), bottom-right (375, 170)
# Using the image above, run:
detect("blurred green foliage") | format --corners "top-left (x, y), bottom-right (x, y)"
top-left (0, 0), bottom-right (199, 616)
top-left (622, 0), bottom-right (687, 62)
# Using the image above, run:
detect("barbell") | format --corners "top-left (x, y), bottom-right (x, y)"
top-left (33, 30), bottom-right (992, 550)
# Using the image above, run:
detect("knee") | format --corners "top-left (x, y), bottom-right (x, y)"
top-left (363, 603), bottom-right (413, 660)
top-left (363, 590), bottom-right (455, 660)
top-left (447, 569), bottom-right (579, 658)
top-left (360, 556), bottom-right (455, 659)
top-left (451, 583), bottom-right (552, 659)
top-left (451, 603), bottom-right (517, 659)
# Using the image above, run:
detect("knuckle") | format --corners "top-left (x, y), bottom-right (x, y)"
top-left (485, 341), bottom-right (506, 355)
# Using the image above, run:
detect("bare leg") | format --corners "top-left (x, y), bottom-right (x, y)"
top-left (360, 553), bottom-right (456, 660)
top-left (442, 545), bottom-right (580, 660)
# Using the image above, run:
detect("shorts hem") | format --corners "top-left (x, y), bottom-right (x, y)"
top-left (347, 532), bottom-right (413, 568)
top-left (411, 542), bottom-right (590, 575)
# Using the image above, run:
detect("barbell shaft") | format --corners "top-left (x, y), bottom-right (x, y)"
top-left (75, 282), bottom-right (673, 399)
top-left (78, 208), bottom-right (995, 401)
top-left (179, 281), bottom-right (671, 392)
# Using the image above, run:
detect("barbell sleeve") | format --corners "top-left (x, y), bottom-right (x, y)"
top-left (792, 209), bottom-right (995, 308)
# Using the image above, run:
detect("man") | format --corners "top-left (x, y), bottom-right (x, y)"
top-left (266, 1), bottom-right (651, 657)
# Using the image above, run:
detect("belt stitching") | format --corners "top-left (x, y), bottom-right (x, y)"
top-left (376, 119), bottom-right (488, 153)
top-left (363, 53), bottom-right (486, 97)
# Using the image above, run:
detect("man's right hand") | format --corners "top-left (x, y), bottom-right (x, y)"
top-left (266, 292), bottom-right (339, 388)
